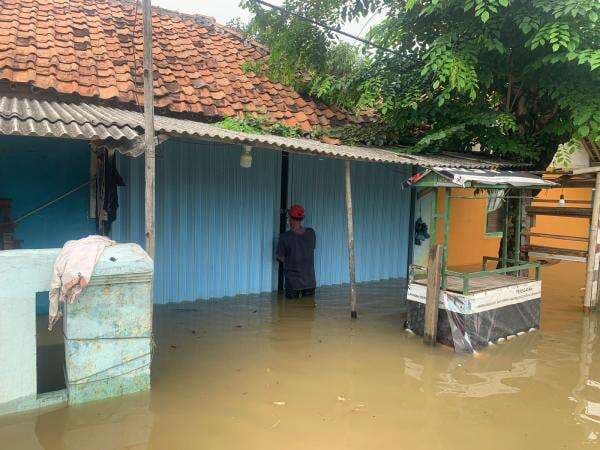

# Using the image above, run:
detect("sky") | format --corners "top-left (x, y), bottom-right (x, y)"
top-left (152, 0), bottom-right (383, 41)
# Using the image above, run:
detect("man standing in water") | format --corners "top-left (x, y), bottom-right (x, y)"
top-left (276, 204), bottom-right (317, 298)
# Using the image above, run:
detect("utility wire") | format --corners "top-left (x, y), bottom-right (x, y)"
top-left (250, 0), bottom-right (397, 55)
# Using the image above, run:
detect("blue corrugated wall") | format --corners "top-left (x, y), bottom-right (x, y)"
top-left (288, 154), bottom-right (411, 285)
top-left (113, 138), bottom-right (411, 303)
top-left (0, 136), bottom-right (95, 249)
top-left (112, 139), bottom-right (281, 303)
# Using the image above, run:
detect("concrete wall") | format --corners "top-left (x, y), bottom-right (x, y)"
top-left (0, 249), bottom-right (58, 405)
top-left (445, 188), bottom-right (501, 267)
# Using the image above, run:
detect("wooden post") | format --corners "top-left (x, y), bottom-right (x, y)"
top-left (441, 187), bottom-right (451, 288)
top-left (344, 160), bottom-right (358, 319)
top-left (424, 244), bottom-right (443, 345)
top-left (142, 0), bottom-right (156, 259)
top-left (502, 197), bottom-right (509, 267)
top-left (514, 195), bottom-right (522, 265)
top-left (584, 173), bottom-right (600, 311)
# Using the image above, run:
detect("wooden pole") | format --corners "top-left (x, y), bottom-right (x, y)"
top-left (142, 0), bottom-right (156, 259)
top-left (424, 244), bottom-right (443, 345)
top-left (584, 172), bottom-right (600, 311)
top-left (514, 195), bottom-right (522, 265)
top-left (344, 160), bottom-right (358, 319)
top-left (441, 187), bottom-right (451, 289)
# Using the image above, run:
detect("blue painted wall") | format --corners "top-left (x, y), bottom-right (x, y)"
top-left (288, 154), bottom-right (411, 285)
top-left (112, 139), bottom-right (281, 303)
top-left (0, 136), bottom-right (95, 249)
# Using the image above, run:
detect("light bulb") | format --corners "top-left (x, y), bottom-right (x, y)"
top-left (240, 145), bottom-right (252, 168)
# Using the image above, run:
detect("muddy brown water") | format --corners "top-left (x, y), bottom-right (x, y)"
top-left (1, 262), bottom-right (599, 449)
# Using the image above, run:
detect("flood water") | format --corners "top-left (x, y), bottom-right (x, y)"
top-left (1, 261), bottom-right (599, 449)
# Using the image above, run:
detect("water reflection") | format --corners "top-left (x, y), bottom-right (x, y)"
top-left (34, 394), bottom-right (154, 450)
top-left (0, 266), bottom-right (599, 449)
top-left (571, 313), bottom-right (600, 443)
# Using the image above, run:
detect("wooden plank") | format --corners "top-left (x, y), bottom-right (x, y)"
top-left (523, 231), bottom-right (588, 242)
top-left (524, 244), bottom-right (587, 258)
top-left (416, 272), bottom-right (532, 294)
top-left (584, 172), bottom-right (600, 310)
top-left (527, 206), bottom-right (592, 217)
top-left (572, 166), bottom-right (600, 175)
top-left (344, 160), bottom-right (358, 319)
top-left (142, 0), bottom-right (156, 259)
top-left (528, 251), bottom-right (586, 263)
top-left (533, 199), bottom-right (591, 206)
top-left (424, 244), bottom-right (443, 345)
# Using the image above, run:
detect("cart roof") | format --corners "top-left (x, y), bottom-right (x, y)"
top-left (404, 168), bottom-right (557, 189)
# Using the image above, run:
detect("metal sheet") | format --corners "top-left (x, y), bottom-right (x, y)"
top-left (0, 96), bottom-right (523, 169)
top-left (112, 139), bottom-right (281, 303)
top-left (288, 154), bottom-right (411, 286)
top-left (0, 96), bottom-right (139, 140)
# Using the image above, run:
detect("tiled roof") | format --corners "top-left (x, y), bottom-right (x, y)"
top-left (0, 0), bottom-right (362, 131)
top-left (0, 95), bottom-right (524, 169)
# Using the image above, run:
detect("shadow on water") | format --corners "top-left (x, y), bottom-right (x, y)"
top-left (0, 265), bottom-right (599, 449)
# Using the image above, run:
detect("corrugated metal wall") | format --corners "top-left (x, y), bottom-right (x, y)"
top-left (113, 139), bottom-right (281, 303)
top-left (114, 139), bottom-right (411, 303)
top-left (288, 154), bottom-right (411, 285)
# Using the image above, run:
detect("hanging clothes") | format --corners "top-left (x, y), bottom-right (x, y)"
top-left (95, 149), bottom-right (125, 235)
top-left (48, 235), bottom-right (115, 330)
top-left (414, 217), bottom-right (431, 245)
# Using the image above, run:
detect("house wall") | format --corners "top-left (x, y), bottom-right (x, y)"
top-left (2, 135), bottom-right (413, 304)
top-left (112, 139), bottom-right (281, 304)
top-left (0, 136), bottom-right (95, 249)
top-left (288, 154), bottom-right (411, 285)
top-left (444, 188), bottom-right (502, 268)
top-left (412, 188), bottom-right (501, 268)
top-left (530, 187), bottom-right (591, 251)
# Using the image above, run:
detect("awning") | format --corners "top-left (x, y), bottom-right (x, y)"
top-left (404, 168), bottom-right (556, 189)
top-left (0, 95), bottom-right (524, 169)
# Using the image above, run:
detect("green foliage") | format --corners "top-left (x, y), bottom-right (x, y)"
top-left (548, 139), bottom-right (581, 169)
top-left (216, 115), bottom-right (306, 138)
top-left (243, 0), bottom-right (600, 165)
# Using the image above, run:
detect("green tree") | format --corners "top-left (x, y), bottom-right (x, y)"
top-left (243, 0), bottom-right (600, 165)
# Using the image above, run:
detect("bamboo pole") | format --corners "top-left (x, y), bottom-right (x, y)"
top-left (584, 173), bottom-right (600, 311)
top-left (424, 244), bottom-right (443, 345)
top-left (142, 0), bottom-right (156, 259)
top-left (344, 160), bottom-right (358, 319)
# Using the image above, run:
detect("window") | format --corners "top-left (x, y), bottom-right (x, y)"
top-left (485, 190), bottom-right (505, 237)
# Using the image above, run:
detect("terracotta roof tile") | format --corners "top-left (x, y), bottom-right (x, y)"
top-left (0, 0), bottom-right (357, 129)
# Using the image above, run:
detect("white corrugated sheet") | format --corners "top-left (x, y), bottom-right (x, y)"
top-left (434, 168), bottom-right (556, 188)
top-left (0, 95), bottom-right (523, 169)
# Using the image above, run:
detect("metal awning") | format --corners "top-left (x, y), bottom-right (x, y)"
top-left (0, 95), bottom-right (524, 169)
top-left (404, 168), bottom-right (556, 189)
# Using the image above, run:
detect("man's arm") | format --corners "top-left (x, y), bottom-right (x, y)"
top-left (276, 237), bottom-right (286, 262)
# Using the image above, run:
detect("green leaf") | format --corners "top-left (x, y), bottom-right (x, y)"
top-left (481, 10), bottom-right (490, 23)
top-left (552, 43), bottom-right (560, 52)
top-left (499, 0), bottom-right (508, 6)
top-left (578, 125), bottom-right (590, 137)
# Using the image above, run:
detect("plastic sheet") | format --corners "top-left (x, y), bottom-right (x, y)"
top-left (406, 281), bottom-right (541, 352)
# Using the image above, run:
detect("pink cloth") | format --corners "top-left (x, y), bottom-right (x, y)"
top-left (48, 235), bottom-right (115, 330)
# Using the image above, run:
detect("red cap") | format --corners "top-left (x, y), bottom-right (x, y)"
top-left (288, 204), bottom-right (305, 220)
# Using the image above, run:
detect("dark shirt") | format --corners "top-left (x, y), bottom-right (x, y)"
top-left (276, 227), bottom-right (316, 291)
